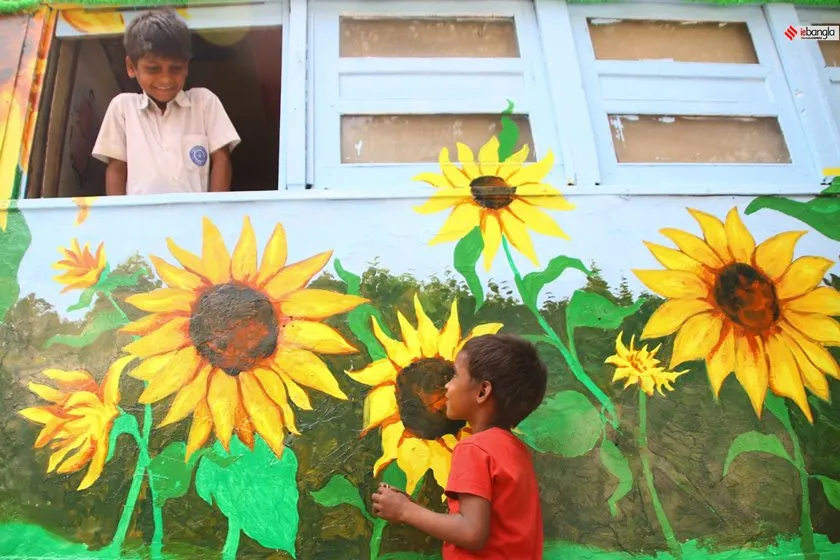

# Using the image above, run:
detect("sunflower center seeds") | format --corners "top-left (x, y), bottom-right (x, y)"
top-left (396, 357), bottom-right (465, 440)
top-left (469, 175), bottom-right (517, 210)
top-left (713, 262), bottom-right (780, 334)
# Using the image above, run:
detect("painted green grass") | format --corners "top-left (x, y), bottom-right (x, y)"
top-left (2, 523), bottom-right (839, 560)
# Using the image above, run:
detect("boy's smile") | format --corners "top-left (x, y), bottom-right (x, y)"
top-left (126, 54), bottom-right (189, 107)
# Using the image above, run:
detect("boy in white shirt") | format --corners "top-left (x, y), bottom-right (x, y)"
top-left (92, 9), bottom-right (241, 196)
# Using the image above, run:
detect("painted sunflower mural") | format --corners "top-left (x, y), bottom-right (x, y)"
top-left (122, 216), bottom-right (366, 458)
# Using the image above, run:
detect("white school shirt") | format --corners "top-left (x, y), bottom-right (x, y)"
top-left (92, 88), bottom-right (241, 195)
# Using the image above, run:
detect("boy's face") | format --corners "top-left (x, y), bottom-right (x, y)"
top-left (445, 352), bottom-right (482, 421)
top-left (126, 54), bottom-right (189, 104)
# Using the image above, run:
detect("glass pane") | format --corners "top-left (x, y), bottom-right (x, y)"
top-left (340, 17), bottom-right (519, 58)
top-left (608, 115), bottom-right (790, 163)
top-left (817, 28), bottom-right (840, 66)
top-left (340, 114), bottom-right (534, 164)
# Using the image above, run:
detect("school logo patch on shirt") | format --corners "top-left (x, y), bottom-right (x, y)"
top-left (189, 145), bottom-right (209, 167)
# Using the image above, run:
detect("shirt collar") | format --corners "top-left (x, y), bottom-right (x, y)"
top-left (137, 89), bottom-right (191, 111)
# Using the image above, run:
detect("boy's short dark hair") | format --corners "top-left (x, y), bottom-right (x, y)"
top-left (124, 9), bottom-right (191, 63)
top-left (461, 334), bottom-right (548, 429)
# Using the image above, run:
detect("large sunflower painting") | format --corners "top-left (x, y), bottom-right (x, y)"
top-left (122, 217), bottom-right (367, 459)
top-left (414, 137), bottom-right (574, 271)
top-left (634, 207), bottom-right (840, 422)
top-left (347, 295), bottom-right (502, 494)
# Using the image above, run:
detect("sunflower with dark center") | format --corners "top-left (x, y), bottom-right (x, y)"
top-left (634, 207), bottom-right (840, 422)
top-left (414, 136), bottom-right (574, 271)
top-left (347, 294), bottom-right (502, 494)
top-left (121, 217), bottom-right (366, 459)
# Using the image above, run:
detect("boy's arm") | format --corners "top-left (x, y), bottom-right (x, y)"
top-left (105, 159), bottom-right (127, 196)
top-left (209, 147), bottom-right (232, 192)
top-left (380, 490), bottom-right (491, 552)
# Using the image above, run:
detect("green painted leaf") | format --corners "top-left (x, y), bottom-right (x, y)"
top-left (97, 267), bottom-right (147, 294)
top-left (521, 256), bottom-right (590, 311)
top-left (825, 177), bottom-right (840, 195)
top-left (148, 442), bottom-right (200, 507)
top-left (815, 475), bottom-right (840, 511)
top-left (334, 259), bottom-right (388, 360)
top-left (0, 202), bottom-right (32, 323)
top-left (764, 393), bottom-right (793, 431)
top-left (453, 227), bottom-right (485, 311)
top-left (599, 439), bottom-right (633, 517)
top-left (722, 431), bottom-right (794, 477)
top-left (516, 391), bottom-right (602, 457)
top-left (195, 436), bottom-right (299, 557)
top-left (566, 290), bottom-right (646, 339)
top-left (311, 474), bottom-right (372, 521)
top-left (44, 308), bottom-right (128, 348)
top-left (67, 287), bottom-right (97, 312)
top-left (497, 99), bottom-right (518, 163)
top-left (106, 413), bottom-right (139, 462)
top-left (381, 461), bottom-right (407, 491)
top-left (745, 195), bottom-right (840, 242)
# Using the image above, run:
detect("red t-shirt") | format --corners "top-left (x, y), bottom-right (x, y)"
top-left (442, 427), bottom-right (543, 559)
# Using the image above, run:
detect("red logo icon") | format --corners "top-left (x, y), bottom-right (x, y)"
top-left (785, 25), bottom-right (798, 40)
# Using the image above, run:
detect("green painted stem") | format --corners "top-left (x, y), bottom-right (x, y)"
top-left (370, 518), bottom-right (386, 560)
top-left (500, 237), bottom-right (618, 427)
top-left (107, 417), bottom-right (149, 554)
top-left (151, 505), bottom-right (164, 560)
top-left (781, 412), bottom-right (817, 560)
top-left (638, 391), bottom-right (681, 559)
top-left (223, 518), bottom-right (242, 560)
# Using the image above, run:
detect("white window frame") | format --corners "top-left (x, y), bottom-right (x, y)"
top-left (565, 2), bottom-right (820, 193)
top-left (307, 0), bottom-right (564, 193)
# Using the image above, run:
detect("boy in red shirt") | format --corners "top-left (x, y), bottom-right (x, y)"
top-left (372, 333), bottom-right (547, 559)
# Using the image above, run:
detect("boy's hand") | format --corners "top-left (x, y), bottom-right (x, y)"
top-left (372, 483), bottom-right (411, 523)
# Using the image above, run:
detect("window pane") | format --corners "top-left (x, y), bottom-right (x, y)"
top-left (340, 114), bottom-right (533, 164)
top-left (608, 115), bottom-right (790, 163)
top-left (817, 27), bottom-right (840, 66)
top-left (339, 17), bottom-right (519, 58)
top-left (587, 19), bottom-right (758, 63)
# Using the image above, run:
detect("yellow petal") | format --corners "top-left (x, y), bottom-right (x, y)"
top-left (42, 369), bottom-right (95, 391)
top-left (19, 406), bottom-right (56, 425)
top-left (125, 288), bottom-right (196, 314)
top-left (129, 353), bottom-right (176, 382)
top-left (185, 399), bottom-right (213, 461)
top-left (753, 231), bottom-right (806, 281)
top-left (456, 322), bottom-right (504, 354)
top-left (278, 372), bottom-right (313, 410)
top-left (660, 228), bottom-right (723, 268)
top-left (61, 9), bottom-right (125, 34)
top-left (396, 436), bottom-right (431, 495)
top-left (346, 359), bottom-right (398, 386)
top-left (428, 439), bottom-right (453, 491)
top-left (56, 441), bottom-right (95, 475)
top-left (643, 242), bottom-right (704, 274)
top-left (166, 238), bottom-right (206, 280)
top-left (428, 204), bottom-right (482, 245)
top-left (633, 270), bottom-right (709, 299)
top-left (776, 257), bottom-right (835, 301)
top-left (138, 347), bottom-right (201, 404)
top-left (207, 372), bottom-right (238, 450)
top-left (733, 335), bottom-right (769, 417)
top-left (414, 190), bottom-right (470, 215)
top-left (517, 184), bottom-right (575, 211)
top-left (78, 445), bottom-right (107, 491)
top-left (724, 209), bottom-right (755, 264)
top-left (201, 217), bottom-right (232, 284)
top-left (103, 355), bottom-right (134, 406)
top-left (284, 320), bottom-right (356, 354)
top-left (123, 317), bottom-right (192, 358)
top-left (481, 213), bottom-right (503, 272)
top-left (779, 321), bottom-right (840, 379)
top-left (784, 332), bottom-right (831, 401)
top-left (363, 383), bottom-right (398, 432)
top-left (373, 420), bottom-right (403, 477)
top-left (254, 368), bottom-right (299, 434)
top-left (706, 327), bottom-right (735, 397)
top-left (456, 142), bottom-right (480, 179)
top-left (231, 217), bottom-right (258, 283)
top-left (413, 172), bottom-right (451, 189)
top-left (500, 211), bottom-right (539, 266)
top-left (397, 310), bottom-right (422, 356)
top-left (785, 287), bottom-right (840, 315)
top-left (477, 137), bottom-right (500, 176)
top-left (46, 437), bottom-right (82, 473)
top-left (160, 364), bottom-right (213, 427)
top-left (257, 223), bottom-right (288, 286)
top-left (239, 372), bottom-right (286, 456)
top-left (279, 290), bottom-right (366, 320)
top-left (28, 383), bottom-right (65, 404)
top-left (437, 299), bottom-right (461, 361)
top-left (234, 401), bottom-right (255, 449)
top-left (670, 312), bottom-right (724, 368)
top-left (150, 255), bottom-right (204, 291)
top-left (508, 200), bottom-right (570, 239)
top-left (274, 348), bottom-right (347, 399)
top-left (687, 208), bottom-right (731, 263)
top-left (766, 334), bottom-right (813, 423)
top-left (264, 251), bottom-right (333, 299)
top-left (642, 298), bottom-right (713, 339)
top-left (508, 150), bottom-right (554, 185)
top-left (372, 317), bottom-right (415, 368)
top-left (439, 147), bottom-right (470, 188)
top-left (122, 312), bottom-right (179, 337)
top-left (413, 294), bottom-right (439, 357)
top-left (784, 312), bottom-right (840, 345)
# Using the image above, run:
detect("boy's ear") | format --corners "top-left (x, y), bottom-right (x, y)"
top-left (125, 56), bottom-right (136, 78)
top-left (476, 380), bottom-right (492, 404)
